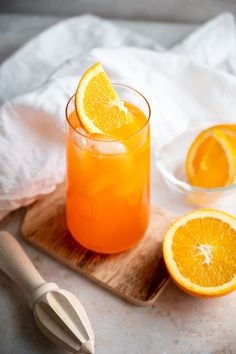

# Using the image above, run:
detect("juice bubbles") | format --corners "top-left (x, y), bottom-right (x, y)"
top-left (66, 84), bottom-right (150, 253)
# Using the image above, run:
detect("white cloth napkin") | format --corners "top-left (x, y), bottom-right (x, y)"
top-left (1, 12), bottom-right (236, 219)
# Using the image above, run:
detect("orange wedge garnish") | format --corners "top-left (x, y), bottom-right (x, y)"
top-left (75, 62), bottom-right (132, 136)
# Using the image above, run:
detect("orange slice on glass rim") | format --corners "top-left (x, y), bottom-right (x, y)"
top-left (186, 128), bottom-right (236, 188)
top-left (75, 62), bottom-right (131, 136)
top-left (163, 209), bottom-right (236, 297)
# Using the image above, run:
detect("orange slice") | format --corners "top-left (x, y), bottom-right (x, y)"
top-left (163, 209), bottom-right (236, 297)
top-left (186, 128), bottom-right (236, 188)
top-left (204, 124), bottom-right (236, 150)
top-left (75, 62), bottom-right (131, 136)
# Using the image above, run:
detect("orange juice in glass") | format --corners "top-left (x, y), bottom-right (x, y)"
top-left (66, 66), bottom-right (150, 254)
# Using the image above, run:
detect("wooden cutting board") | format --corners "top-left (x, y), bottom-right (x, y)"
top-left (21, 183), bottom-right (173, 306)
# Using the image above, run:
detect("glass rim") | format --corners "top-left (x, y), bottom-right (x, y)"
top-left (65, 83), bottom-right (151, 142)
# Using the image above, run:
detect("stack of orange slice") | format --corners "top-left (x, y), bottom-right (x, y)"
top-left (186, 124), bottom-right (236, 188)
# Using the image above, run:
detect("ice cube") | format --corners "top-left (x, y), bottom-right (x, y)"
top-left (87, 133), bottom-right (126, 155)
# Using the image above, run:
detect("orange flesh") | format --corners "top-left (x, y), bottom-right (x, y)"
top-left (66, 102), bottom-right (150, 253)
top-left (186, 125), bottom-right (236, 189)
top-left (191, 136), bottom-right (232, 188)
top-left (172, 217), bottom-right (236, 287)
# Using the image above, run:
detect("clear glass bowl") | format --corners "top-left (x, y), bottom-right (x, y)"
top-left (155, 128), bottom-right (236, 206)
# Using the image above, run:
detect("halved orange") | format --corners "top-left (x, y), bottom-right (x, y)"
top-left (163, 209), bottom-right (236, 297)
top-left (186, 128), bottom-right (236, 188)
top-left (75, 62), bottom-right (131, 136)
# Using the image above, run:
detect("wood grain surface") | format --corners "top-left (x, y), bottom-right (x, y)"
top-left (21, 183), bottom-right (173, 306)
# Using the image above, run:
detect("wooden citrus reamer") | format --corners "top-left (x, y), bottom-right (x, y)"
top-left (0, 231), bottom-right (95, 354)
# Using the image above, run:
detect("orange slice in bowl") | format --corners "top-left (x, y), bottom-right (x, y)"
top-left (163, 209), bottom-right (236, 297)
top-left (186, 128), bottom-right (236, 188)
top-left (205, 124), bottom-right (236, 150)
top-left (75, 62), bottom-right (131, 136)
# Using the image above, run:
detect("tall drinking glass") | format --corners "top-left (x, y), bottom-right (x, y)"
top-left (66, 84), bottom-right (151, 254)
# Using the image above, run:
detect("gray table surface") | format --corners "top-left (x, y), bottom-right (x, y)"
top-left (1, 14), bottom-right (236, 354)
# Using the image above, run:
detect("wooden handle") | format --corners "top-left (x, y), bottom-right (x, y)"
top-left (0, 231), bottom-right (45, 299)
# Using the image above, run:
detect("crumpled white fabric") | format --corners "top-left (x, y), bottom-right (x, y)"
top-left (0, 12), bottom-right (236, 219)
